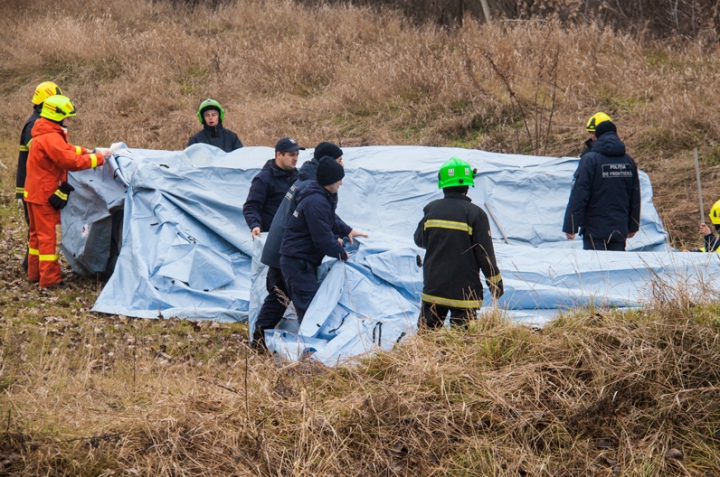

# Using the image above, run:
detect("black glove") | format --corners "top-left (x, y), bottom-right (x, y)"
top-left (48, 182), bottom-right (75, 210)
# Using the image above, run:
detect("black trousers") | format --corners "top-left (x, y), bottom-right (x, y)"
top-left (255, 266), bottom-right (290, 330)
top-left (420, 301), bottom-right (478, 329)
top-left (22, 199), bottom-right (29, 271)
top-left (583, 237), bottom-right (626, 251)
top-left (280, 256), bottom-right (319, 323)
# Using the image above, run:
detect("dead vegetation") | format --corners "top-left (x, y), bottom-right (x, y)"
top-left (1, 193), bottom-right (720, 475)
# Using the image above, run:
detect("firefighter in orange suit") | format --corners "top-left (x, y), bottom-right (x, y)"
top-left (24, 95), bottom-right (108, 288)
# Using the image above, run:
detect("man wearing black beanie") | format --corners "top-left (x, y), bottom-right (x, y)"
top-left (563, 115), bottom-right (641, 251)
top-left (277, 157), bottom-right (367, 323)
top-left (253, 143), bottom-right (346, 347)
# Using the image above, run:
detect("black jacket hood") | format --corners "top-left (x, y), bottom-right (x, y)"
top-left (591, 131), bottom-right (626, 157)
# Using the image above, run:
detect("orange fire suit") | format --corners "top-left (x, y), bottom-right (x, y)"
top-left (24, 118), bottom-right (104, 287)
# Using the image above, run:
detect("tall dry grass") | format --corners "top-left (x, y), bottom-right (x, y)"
top-left (1, 0), bottom-right (720, 243)
top-left (1, 274), bottom-right (720, 475)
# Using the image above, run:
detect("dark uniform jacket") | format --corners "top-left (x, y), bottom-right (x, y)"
top-left (261, 159), bottom-right (349, 268)
top-left (697, 232), bottom-right (720, 253)
top-left (562, 132), bottom-right (641, 242)
top-left (414, 192), bottom-right (503, 308)
top-left (243, 159), bottom-right (299, 232)
top-left (279, 181), bottom-right (352, 267)
top-left (187, 123), bottom-right (243, 153)
top-left (16, 108), bottom-right (41, 199)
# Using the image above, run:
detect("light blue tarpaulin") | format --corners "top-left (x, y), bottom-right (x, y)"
top-left (61, 144), bottom-right (720, 365)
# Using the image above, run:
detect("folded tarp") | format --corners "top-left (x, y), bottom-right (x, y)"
top-left (60, 144), bottom-right (720, 365)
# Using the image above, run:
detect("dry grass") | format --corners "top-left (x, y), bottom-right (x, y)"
top-left (1, 201), bottom-right (720, 475)
top-left (1, 0), bottom-right (720, 244)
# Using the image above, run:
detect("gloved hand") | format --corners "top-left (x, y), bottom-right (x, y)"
top-left (17, 198), bottom-right (24, 209)
top-left (48, 182), bottom-right (75, 210)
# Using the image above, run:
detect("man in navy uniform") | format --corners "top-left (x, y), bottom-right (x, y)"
top-left (279, 157), bottom-right (367, 322)
top-left (563, 116), bottom-right (641, 251)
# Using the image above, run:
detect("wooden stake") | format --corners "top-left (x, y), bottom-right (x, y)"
top-left (484, 202), bottom-right (509, 244)
top-left (694, 148), bottom-right (705, 223)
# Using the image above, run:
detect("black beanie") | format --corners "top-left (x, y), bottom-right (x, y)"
top-left (594, 121), bottom-right (617, 138)
top-left (316, 156), bottom-right (345, 186)
top-left (314, 142), bottom-right (343, 160)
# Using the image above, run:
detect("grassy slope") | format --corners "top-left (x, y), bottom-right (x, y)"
top-left (1, 0), bottom-right (720, 475)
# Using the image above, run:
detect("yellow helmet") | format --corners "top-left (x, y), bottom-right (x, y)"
top-left (586, 112), bottom-right (612, 133)
top-left (40, 95), bottom-right (76, 122)
top-left (32, 81), bottom-right (62, 105)
top-left (709, 200), bottom-right (720, 225)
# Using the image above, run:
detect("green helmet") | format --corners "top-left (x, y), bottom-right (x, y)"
top-left (197, 98), bottom-right (225, 124)
top-left (438, 157), bottom-right (475, 189)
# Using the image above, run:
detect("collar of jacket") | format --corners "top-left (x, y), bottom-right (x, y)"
top-left (591, 131), bottom-right (626, 157)
top-left (31, 117), bottom-right (68, 140)
top-left (203, 122), bottom-right (224, 138)
top-left (443, 191), bottom-right (472, 202)
top-left (298, 158), bottom-right (319, 181)
top-left (298, 180), bottom-right (337, 203)
top-left (270, 159), bottom-right (298, 178)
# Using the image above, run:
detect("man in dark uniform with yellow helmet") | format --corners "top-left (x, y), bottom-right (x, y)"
top-left (696, 200), bottom-right (720, 253)
top-left (563, 113), bottom-right (641, 251)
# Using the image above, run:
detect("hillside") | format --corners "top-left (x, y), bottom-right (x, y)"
top-left (1, 0), bottom-right (720, 245)
top-left (1, 0), bottom-right (720, 475)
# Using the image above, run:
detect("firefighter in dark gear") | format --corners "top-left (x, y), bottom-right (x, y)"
top-left (25, 95), bottom-right (108, 288)
top-left (414, 157), bottom-right (503, 329)
top-left (254, 142), bottom-right (345, 346)
top-left (279, 157), bottom-right (367, 322)
top-left (16, 81), bottom-right (63, 271)
top-left (243, 137), bottom-right (303, 238)
top-left (694, 200), bottom-right (720, 253)
top-left (187, 98), bottom-right (243, 152)
top-left (563, 118), bottom-right (641, 251)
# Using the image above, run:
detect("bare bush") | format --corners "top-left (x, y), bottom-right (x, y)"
top-left (296, 0), bottom-right (720, 38)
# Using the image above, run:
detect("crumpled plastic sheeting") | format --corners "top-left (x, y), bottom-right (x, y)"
top-left (59, 144), bottom-right (720, 365)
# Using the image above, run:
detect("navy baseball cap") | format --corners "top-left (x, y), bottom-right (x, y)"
top-left (275, 137), bottom-right (305, 152)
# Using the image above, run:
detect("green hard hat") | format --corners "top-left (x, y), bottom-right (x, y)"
top-left (438, 157), bottom-right (475, 189)
top-left (197, 98), bottom-right (225, 124)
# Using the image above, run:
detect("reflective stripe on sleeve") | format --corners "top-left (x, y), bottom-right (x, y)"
top-left (486, 273), bottom-right (502, 283)
top-left (75, 146), bottom-right (82, 155)
top-left (39, 254), bottom-right (59, 261)
top-left (424, 219), bottom-right (472, 234)
top-left (19, 145), bottom-right (29, 152)
top-left (53, 190), bottom-right (68, 201)
top-left (422, 293), bottom-right (481, 309)
top-left (90, 153), bottom-right (98, 168)
top-left (16, 187), bottom-right (24, 194)
top-left (29, 247), bottom-right (39, 256)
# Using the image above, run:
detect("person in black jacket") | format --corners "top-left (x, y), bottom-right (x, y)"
top-left (253, 142), bottom-right (345, 344)
top-left (187, 98), bottom-right (243, 152)
top-left (279, 157), bottom-right (367, 322)
top-left (563, 118), bottom-right (641, 251)
top-left (414, 157), bottom-right (503, 329)
top-left (690, 200), bottom-right (720, 253)
top-left (16, 81), bottom-right (62, 271)
top-left (243, 137), bottom-right (303, 237)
